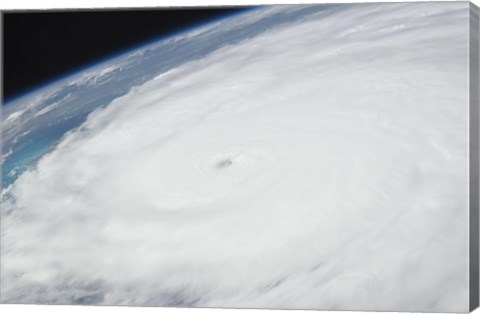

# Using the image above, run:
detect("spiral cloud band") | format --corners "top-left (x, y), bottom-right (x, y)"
top-left (0, 2), bottom-right (471, 312)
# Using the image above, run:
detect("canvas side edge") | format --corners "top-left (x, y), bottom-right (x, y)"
top-left (469, 1), bottom-right (480, 313)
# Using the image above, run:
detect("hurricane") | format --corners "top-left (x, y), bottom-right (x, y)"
top-left (0, 2), bottom-right (471, 312)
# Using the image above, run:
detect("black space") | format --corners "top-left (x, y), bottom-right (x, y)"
top-left (2, 7), bottom-right (250, 102)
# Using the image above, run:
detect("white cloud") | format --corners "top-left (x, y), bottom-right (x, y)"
top-left (33, 101), bottom-right (61, 118)
top-left (0, 2), bottom-right (470, 312)
top-left (4, 110), bottom-right (26, 124)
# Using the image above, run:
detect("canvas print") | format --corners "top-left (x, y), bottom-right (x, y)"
top-left (1, 1), bottom-right (479, 312)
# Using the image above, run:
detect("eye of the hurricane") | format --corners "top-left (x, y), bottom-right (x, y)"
top-left (215, 158), bottom-right (233, 169)
top-left (136, 146), bottom-right (276, 209)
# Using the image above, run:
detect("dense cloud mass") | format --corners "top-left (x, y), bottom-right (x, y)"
top-left (0, 2), bottom-right (471, 312)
